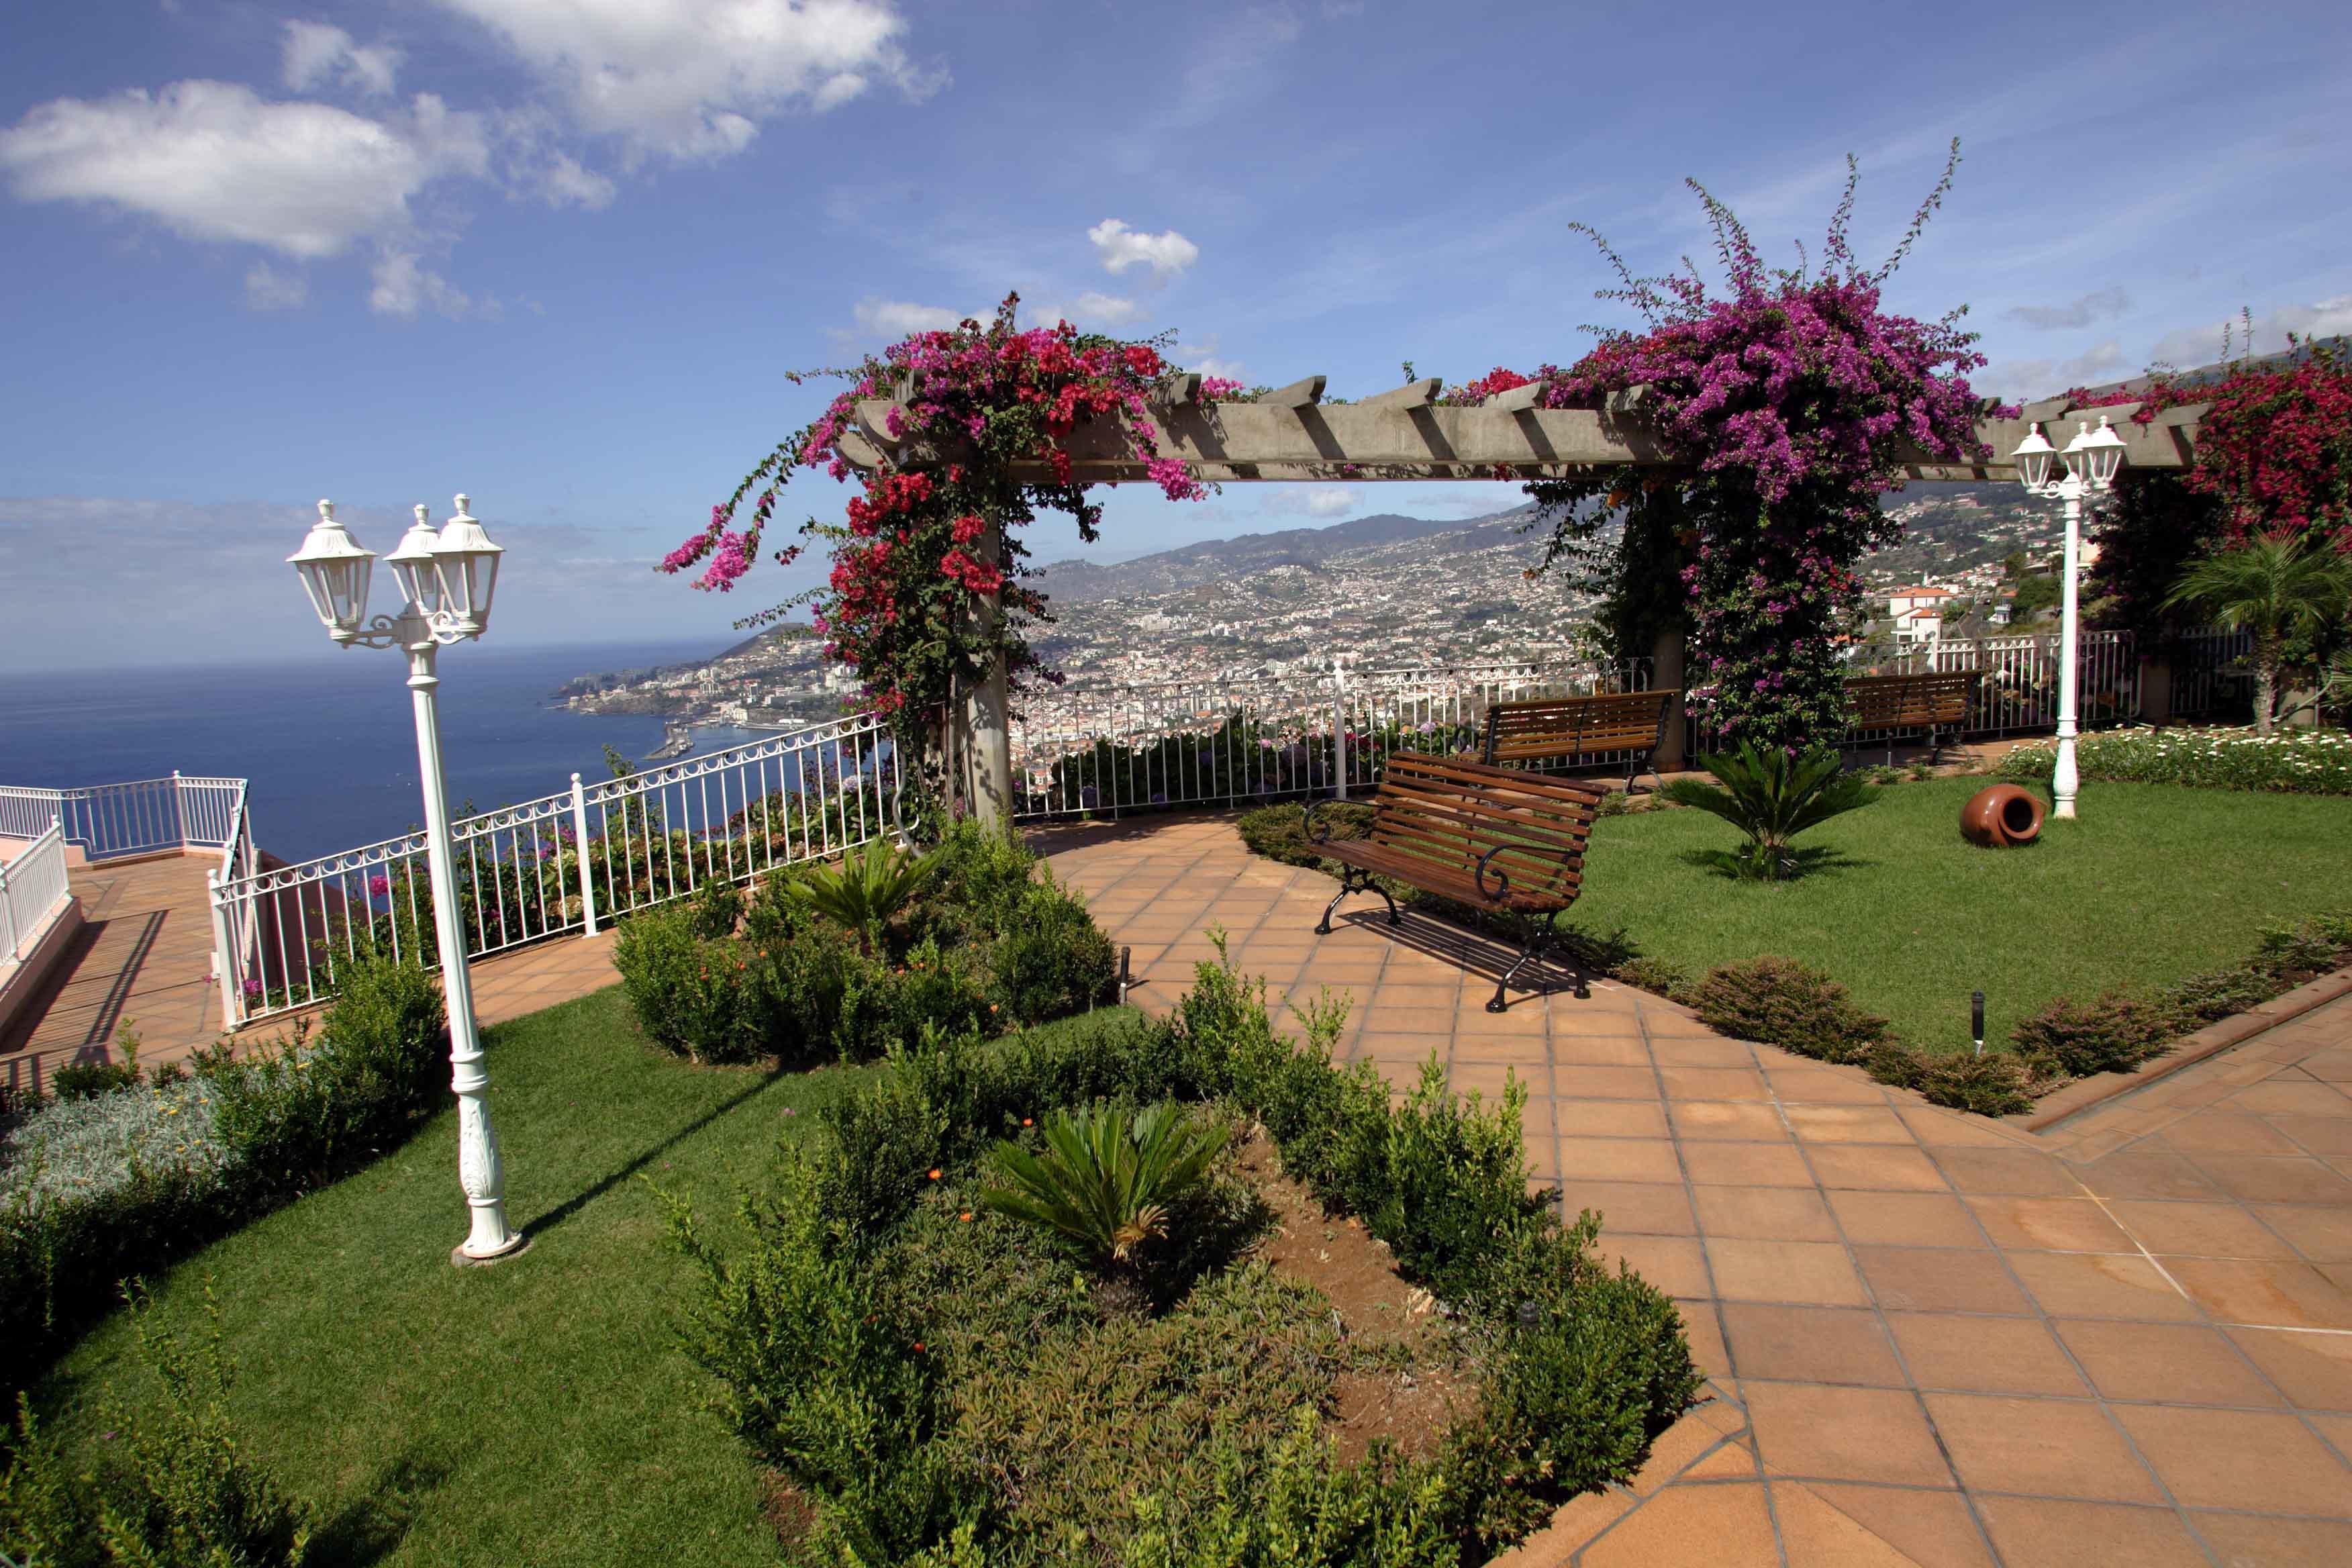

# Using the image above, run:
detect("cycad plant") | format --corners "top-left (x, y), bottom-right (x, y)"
top-left (783, 837), bottom-right (937, 953)
top-left (1661, 742), bottom-right (1875, 881)
top-left (2163, 534), bottom-right (2352, 734)
top-left (979, 1103), bottom-right (1224, 1292)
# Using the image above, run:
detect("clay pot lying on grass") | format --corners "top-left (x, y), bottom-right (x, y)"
top-left (1961, 783), bottom-right (2045, 847)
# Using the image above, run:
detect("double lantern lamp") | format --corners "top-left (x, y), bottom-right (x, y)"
top-left (2009, 416), bottom-right (2128, 820)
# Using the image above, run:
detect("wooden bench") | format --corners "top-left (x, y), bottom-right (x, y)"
top-left (1481, 688), bottom-right (1678, 791)
top-left (1843, 671), bottom-right (1982, 763)
top-left (1304, 751), bottom-right (1600, 1012)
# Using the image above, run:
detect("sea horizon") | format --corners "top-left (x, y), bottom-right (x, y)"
top-left (0, 636), bottom-right (748, 865)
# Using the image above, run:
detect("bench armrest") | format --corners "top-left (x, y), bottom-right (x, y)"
top-left (1473, 842), bottom-right (1514, 901)
top-left (1304, 797), bottom-right (1343, 846)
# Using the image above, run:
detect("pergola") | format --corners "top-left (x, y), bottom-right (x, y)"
top-left (838, 377), bottom-right (2211, 824)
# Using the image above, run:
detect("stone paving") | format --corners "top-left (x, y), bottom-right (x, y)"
top-left (1040, 813), bottom-right (2352, 1568)
top-left (13, 813), bottom-right (2352, 1564)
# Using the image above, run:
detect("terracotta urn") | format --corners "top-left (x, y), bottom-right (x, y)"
top-left (1961, 783), bottom-right (2045, 847)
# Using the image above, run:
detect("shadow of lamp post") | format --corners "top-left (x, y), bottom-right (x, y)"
top-left (2010, 417), bottom-right (2127, 820)
top-left (287, 495), bottom-right (526, 1267)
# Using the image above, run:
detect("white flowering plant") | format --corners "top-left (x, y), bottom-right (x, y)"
top-left (1996, 725), bottom-right (2352, 795)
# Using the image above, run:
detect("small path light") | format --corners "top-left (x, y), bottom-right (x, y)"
top-left (1972, 989), bottom-right (1986, 1058)
top-left (288, 495), bottom-right (525, 1267)
top-left (2011, 417), bottom-right (2128, 820)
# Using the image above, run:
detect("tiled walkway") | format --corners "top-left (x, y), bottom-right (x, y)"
top-left (1041, 813), bottom-right (2352, 1568)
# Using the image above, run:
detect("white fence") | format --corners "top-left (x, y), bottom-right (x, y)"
top-left (209, 712), bottom-right (898, 1028)
top-left (1006, 658), bottom-right (1651, 820)
top-left (1, 820), bottom-right (73, 979)
top-left (0, 774), bottom-right (250, 863)
top-left (1873, 630), bottom-right (2143, 740)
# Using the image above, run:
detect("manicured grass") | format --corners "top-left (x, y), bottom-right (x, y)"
top-left (1564, 776), bottom-right (2352, 1053)
top-left (37, 987), bottom-right (869, 1567)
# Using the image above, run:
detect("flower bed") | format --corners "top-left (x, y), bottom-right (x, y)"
top-left (1996, 726), bottom-right (2352, 795)
top-left (613, 821), bottom-right (1117, 1067)
top-left (661, 954), bottom-right (1698, 1565)
top-left (0, 957), bottom-right (446, 1389)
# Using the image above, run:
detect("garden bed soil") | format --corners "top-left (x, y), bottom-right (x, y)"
top-left (1231, 1128), bottom-right (1476, 1465)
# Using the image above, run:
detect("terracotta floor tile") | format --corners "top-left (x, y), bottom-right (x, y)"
top-left (1648, 1036), bottom-right (1755, 1068)
top-left (2068, 1151), bottom-right (2222, 1202)
top-left (1824, 1190), bottom-right (1988, 1248)
top-left (2163, 1256), bottom-right (2352, 1330)
top-left (1667, 1099), bottom-right (1792, 1142)
top-left (1693, 1185), bottom-right (1841, 1243)
top-left (1806, 1144), bottom-right (1951, 1193)
top-left (1898, 1106), bottom-right (2029, 1149)
top-left (1681, 1140), bottom-right (1817, 1189)
top-left (1659, 1065), bottom-right (1772, 1101)
top-left (1552, 1097), bottom-right (1669, 1140)
top-left (2224, 1325), bottom-right (2352, 1410)
top-left (2252, 1203), bottom-right (2352, 1262)
top-left (1551, 1065), bottom-right (1661, 1100)
top-left (1970, 1498), bottom-right (2207, 1568)
top-left (1451, 1032), bottom-right (1549, 1065)
top-left (2192, 1154), bottom-right (2352, 1206)
top-left (1745, 1381), bottom-right (1955, 1488)
top-left (2104, 1199), bottom-right (2302, 1261)
top-left (1568, 1179), bottom-right (1698, 1236)
top-left (1719, 1303), bottom-right (1905, 1386)
top-left (1450, 1061), bottom-right (1535, 1104)
top-left (2112, 1404), bottom-right (2352, 1517)
top-left (2271, 1114), bottom-right (2352, 1155)
top-left (1854, 1246), bottom-right (2032, 1316)
top-left (2003, 1250), bottom-right (2200, 1322)
top-left (2227, 1079), bottom-right (2352, 1118)
top-left (1886, 1312), bottom-right (2089, 1397)
top-left (1557, 1136), bottom-right (1681, 1185)
top-left (1600, 1234), bottom-right (1713, 1299)
top-left (1677, 1301), bottom-right (1732, 1380)
top-left (1783, 1105), bottom-right (1918, 1146)
top-left (2160, 1111), bottom-right (2309, 1155)
top-left (1962, 1195), bottom-right (2137, 1253)
top-left (1767, 1480), bottom-right (1937, 1567)
top-left (1924, 1391), bottom-right (2163, 1503)
top-left (1706, 1237), bottom-right (1870, 1307)
top-left (1765, 1068), bottom-right (1890, 1106)
top-left (1576, 1480), bottom-right (1779, 1568)
top-left (1551, 1036), bottom-right (1653, 1068)
top-left (1930, 1145), bottom-right (2081, 1196)
top-left (1800, 1485), bottom-right (1994, 1568)
top-left (2189, 1513), bottom-right (2352, 1568)
top-left (2053, 1319), bottom-right (2286, 1408)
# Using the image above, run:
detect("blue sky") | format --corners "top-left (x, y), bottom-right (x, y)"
top-left (3, 0), bottom-right (2349, 670)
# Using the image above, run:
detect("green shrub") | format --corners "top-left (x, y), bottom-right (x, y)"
top-left (989, 878), bottom-right (1117, 1026)
top-left (614, 903), bottom-right (756, 1063)
top-left (0, 1284), bottom-right (313, 1567)
top-left (1611, 956), bottom-right (1691, 1001)
top-left (2160, 965), bottom-right (2284, 1028)
top-left (1908, 1050), bottom-right (2039, 1117)
top-left (1688, 957), bottom-right (1891, 1065)
top-left (1994, 726), bottom-right (2352, 795)
top-left (1234, 802), bottom-right (1377, 871)
top-left (925, 818), bottom-right (1040, 934)
top-left (980, 1102), bottom-right (1225, 1288)
top-left (685, 875), bottom-right (745, 940)
top-left (2010, 992), bottom-right (2173, 1079)
top-left (50, 1059), bottom-right (142, 1104)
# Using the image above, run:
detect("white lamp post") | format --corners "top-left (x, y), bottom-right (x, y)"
top-left (288, 495), bottom-right (523, 1265)
top-left (2011, 417), bottom-right (2128, 820)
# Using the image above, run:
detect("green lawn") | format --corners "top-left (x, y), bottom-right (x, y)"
top-left (1564, 776), bottom-right (2352, 1052)
top-left (38, 988), bottom-right (869, 1567)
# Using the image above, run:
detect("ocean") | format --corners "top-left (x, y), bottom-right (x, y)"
top-left (0, 639), bottom-right (743, 865)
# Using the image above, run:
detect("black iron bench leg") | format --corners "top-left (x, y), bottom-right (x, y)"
top-left (1489, 913), bottom-right (1587, 1012)
top-left (1316, 867), bottom-right (1402, 936)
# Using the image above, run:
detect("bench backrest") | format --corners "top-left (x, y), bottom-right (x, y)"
top-left (1369, 751), bottom-right (1600, 904)
top-left (1845, 671), bottom-right (1981, 732)
top-left (1483, 688), bottom-right (1677, 764)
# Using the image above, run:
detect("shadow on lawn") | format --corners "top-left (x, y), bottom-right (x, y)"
top-left (521, 1067), bottom-right (795, 1242)
top-left (309, 1450), bottom-right (456, 1566)
top-left (1675, 845), bottom-right (1871, 882)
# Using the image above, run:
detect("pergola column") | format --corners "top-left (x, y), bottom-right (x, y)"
top-left (1651, 628), bottom-right (1688, 773)
top-left (965, 515), bottom-right (1015, 830)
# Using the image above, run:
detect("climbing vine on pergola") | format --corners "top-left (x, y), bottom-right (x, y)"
top-left (663, 146), bottom-right (2212, 821)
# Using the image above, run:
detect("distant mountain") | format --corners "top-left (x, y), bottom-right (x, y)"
top-left (1035, 506), bottom-right (1538, 601)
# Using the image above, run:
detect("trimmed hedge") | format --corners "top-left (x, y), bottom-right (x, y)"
top-left (1995, 726), bottom-right (2352, 795)
top-left (0, 957), bottom-right (446, 1392)
top-left (661, 954), bottom-right (1700, 1565)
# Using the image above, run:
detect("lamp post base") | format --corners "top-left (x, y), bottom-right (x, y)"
top-left (451, 1232), bottom-right (532, 1269)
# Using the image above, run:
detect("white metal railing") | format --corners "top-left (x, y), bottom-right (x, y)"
top-left (1845, 630), bottom-right (2143, 742)
top-left (1, 819), bottom-right (72, 978)
top-left (1007, 658), bottom-right (1651, 820)
top-left (209, 712), bottom-right (898, 1028)
top-left (0, 773), bottom-right (250, 863)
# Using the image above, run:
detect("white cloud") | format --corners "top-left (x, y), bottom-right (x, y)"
top-left (428, 0), bottom-right (942, 164)
top-left (2002, 286), bottom-right (2130, 332)
top-left (370, 250), bottom-right (474, 318)
top-left (1983, 340), bottom-right (2129, 398)
top-left (2147, 296), bottom-right (2352, 369)
top-left (1304, 487), bottom-right (1359, 518)
top-left (852, 297), bottom-right (965, 336)
top-left (1088, 217), bottom-right (1198, 282)
top-left (1071, 291), bottom-right (1142, 326)
top-left (1177, 338), bottom-right (1244, 382)
top-left (282, 20), bottom-right (403, 98)
top-left (244, 260), bottom-right (307, 309)
top-left (0, 81), bottom-right (482, 259)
